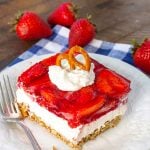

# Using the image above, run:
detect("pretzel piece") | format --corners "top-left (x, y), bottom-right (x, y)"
top-left (56, 53), bottom-right (75, 69)
top-left (56, 46), bottom-right (91, 71)
top-left (69, 46), bottom-right (91, 71)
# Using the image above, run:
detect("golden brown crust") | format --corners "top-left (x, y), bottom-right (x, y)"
top-left (52, 145), bottom-right (57, 150)
top-left (18, 103), bottom-right (121, 150)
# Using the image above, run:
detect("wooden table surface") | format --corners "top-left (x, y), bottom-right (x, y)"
top-left (1, 0), bottom-right (150, 71)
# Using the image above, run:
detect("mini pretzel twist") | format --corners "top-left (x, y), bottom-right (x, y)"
top-left (56, 53), bottom-right (74, 69)
top-left (69, 46), bottom-right (91, 71)
top-left (56, 46), bottom-right (91, 71)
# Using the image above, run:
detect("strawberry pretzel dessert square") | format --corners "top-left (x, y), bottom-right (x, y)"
top-left (16, 46), bottom-right (131, 149)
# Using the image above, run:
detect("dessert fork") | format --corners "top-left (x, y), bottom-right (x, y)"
top-left (0, 75), bottom-right (41, 150)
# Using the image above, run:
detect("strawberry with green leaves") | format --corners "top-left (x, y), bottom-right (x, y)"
top-left (69, 18), bottom-right (96, 48)
top-left (133, 39), bottom-right (150, 74)
top-left (15, 11), bottom-right (52, 40)
top-left (47, 2), bottom-right (77, 27)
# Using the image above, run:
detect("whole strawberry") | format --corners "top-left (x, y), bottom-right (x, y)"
top-left (68, 18), bottom-right (96, 48)
top-left (16, 11), bottom-right (52, 40)
top-left (133, 39), bottom-right (150, 74)
top-left (47, 2), bottom-right (77, 27)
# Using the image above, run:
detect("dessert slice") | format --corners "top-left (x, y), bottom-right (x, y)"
top-left (16, 46), bottom-right (130, 149)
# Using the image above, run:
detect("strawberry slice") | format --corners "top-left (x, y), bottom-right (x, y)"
top-left (65, 86), bottom-right (95, 104)
top-left (96, 69), bottom-right (130, 98)
top-left (28, 74), bottom-right (56, 94)
top-left (76, 95), bottom-right (106, 119)
top-left (18, 62), bottom-right (47, 86)
top-left (40, 89), bottom-right (57, 104)
top-left (78, 86), bottom-right (95, 104)
top-left (65, 91), bottom-right (80, 104)
top-left (80, 98), bottom-right (120, 125)
top-left (18, 54), bottom-right (59, 87)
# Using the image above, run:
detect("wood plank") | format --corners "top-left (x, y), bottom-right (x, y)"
top-left (1, 0), bottom-right (150, 70)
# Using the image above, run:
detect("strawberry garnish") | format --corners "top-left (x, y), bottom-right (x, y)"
top-left (78, 86), bottom-right (95, 104)
top-left (68, 18), bottom-right (96, 48)
top-left (18, 62), bottom-right (47, 86)
top-left (18, 54), bottom-right (58, 86)
top-left (41, 89), bottom-right (57, 104)
top-left (15, 11), bottom-right (52, 40)
top-left (47, 2), bottom-right (77, 27)
top-left (66, 86), bottom-right (95, 104)
top-left (96, 69), bottom-right (130, 98)
top-left (133, 39), bottom-right (150, 74)
top-left (76, 95), bottom-right (106, 119)
top-left (28, 74), bottom-right (56, 95)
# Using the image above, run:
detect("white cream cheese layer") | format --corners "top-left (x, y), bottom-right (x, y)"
top-left (16, 89), bottom-right (127, 144)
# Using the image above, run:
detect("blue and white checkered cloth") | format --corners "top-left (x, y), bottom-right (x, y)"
top-left (9, 25), bottom-right (133, 67)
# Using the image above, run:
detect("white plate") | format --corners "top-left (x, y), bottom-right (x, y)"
top-left (0, 54), bottom-right (150, 150)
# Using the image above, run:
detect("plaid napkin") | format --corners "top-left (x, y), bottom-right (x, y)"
top-left (9, 25), bottom-right (133, 67)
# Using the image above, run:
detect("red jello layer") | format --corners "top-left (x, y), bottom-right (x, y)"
top-left (18, 54), bottom-right (130, 128)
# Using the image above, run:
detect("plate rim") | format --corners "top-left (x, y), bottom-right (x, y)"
top-left (0, 53), bottom-right (150, 150)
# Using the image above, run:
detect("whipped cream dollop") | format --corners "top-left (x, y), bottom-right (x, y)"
top-left (48, 55), bottom-right (95, 91)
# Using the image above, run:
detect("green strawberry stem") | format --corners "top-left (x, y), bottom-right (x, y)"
top-left (86, 14), bottom-right (97, 33)
top-left (70, 3), bottom-right (79, 19)
top-left (8, 11), bottom-right (23, 32)
top-left (87, 14), bottom-right (92, 20)
top-left (131, 38), bottom-right (148, 55)
top-left (131, 39), bottom-right (140, 55)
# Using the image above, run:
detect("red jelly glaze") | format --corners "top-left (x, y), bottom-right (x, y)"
top-left (18, 54), bottom-right (131, 128)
